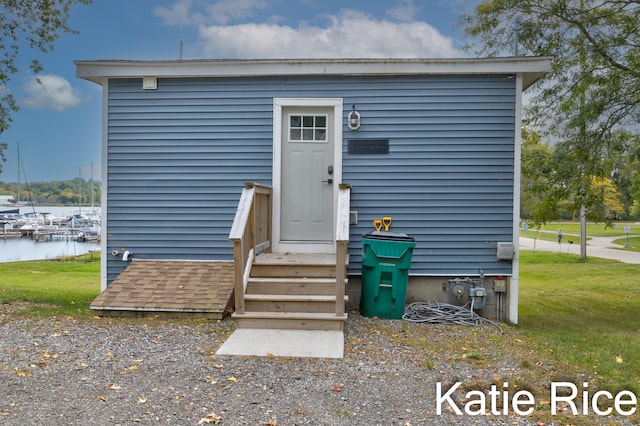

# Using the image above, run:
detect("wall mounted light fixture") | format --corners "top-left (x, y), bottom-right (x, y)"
top-left (348, 104), bottom-right (361, 130)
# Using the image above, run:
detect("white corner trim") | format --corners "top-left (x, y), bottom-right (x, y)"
top-left (509, 74), bottom-right (524, 325)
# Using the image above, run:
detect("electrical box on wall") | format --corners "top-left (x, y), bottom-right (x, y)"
top-left (350, 211), bottom-right (358, 225)
top-left (496, 242), bottom-right (514, 260)
top-left (493, 279), bottom-right (506, 293)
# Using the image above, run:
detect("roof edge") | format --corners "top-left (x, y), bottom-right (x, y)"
top-left (75, 56), bottom-right (552, 89)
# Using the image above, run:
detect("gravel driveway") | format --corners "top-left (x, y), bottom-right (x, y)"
top-left (0, 306), bottom-right (620, 425)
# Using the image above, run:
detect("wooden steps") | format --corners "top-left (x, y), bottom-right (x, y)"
top-left (233, 312), bottom-right (348, 330)
top-left (244, 294), bottom-right (349, 314)
top-left (246, 277), bottom-right (338, 295)
top-left (233, 253), bottom-right (348, 331)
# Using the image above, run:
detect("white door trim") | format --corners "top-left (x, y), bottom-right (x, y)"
top-left (273, 98), bottom-right (343, 253)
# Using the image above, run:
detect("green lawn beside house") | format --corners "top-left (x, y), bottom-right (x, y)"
top-left (518, 251), bottom-right (640, 395)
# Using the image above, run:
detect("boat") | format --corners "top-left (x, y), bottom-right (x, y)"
top-left (0, 208), bottom-right (19, 216)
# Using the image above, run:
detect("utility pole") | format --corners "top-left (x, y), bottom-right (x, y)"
top-left (579, 0), bottom-right (587, 261)
top-left (514, 16), bottom-right (522, 56)
top-left (580, 205), bottom-right (587, 260)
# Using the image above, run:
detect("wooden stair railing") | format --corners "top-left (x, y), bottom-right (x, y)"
top-left (230, 182), bottom-right (349, 325)
top-left (335, 184), bottom-right (351, 317)
top-left (228, 183), bottom-right (272, 315)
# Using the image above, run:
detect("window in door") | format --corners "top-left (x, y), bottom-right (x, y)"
top-left (288, 114), bottom-right (327, 142)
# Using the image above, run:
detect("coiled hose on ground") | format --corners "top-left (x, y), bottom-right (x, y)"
top-left (402, 300), bottom-right (503, 333)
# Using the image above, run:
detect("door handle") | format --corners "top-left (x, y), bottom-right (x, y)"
top-left (322, 178), bottom-right (333, 184)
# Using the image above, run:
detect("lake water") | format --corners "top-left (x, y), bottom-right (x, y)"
top-left (0, 206), bottom-right (101, 263)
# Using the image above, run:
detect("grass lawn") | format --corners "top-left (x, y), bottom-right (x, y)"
top-left (519, 250), bottom-right (640, 394)
top-left (0, 253), bottom-right (100, 317)
top-left (521, 221), bottom-right (640, 250)
top-left (542, 222), bottom-right (640, 237)
top-left (521, 228), bottom-right (585, 245)
top-left (612, 235), bottom-right (640, 251)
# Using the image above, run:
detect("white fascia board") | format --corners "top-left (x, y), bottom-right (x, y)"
top-left (76, 57), bottom-right (552, 89)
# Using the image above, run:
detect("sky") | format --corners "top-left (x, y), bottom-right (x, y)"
top-left (1, 0), bottom-right (482, 183)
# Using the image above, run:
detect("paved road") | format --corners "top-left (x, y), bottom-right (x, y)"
top-left (519, 234), bottom-right (640, 264)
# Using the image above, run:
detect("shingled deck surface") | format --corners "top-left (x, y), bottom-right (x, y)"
top-left (90, 260), bottom-right (234, 318)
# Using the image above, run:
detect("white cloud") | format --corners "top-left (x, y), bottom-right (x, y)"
top-left (21, 75), bottom-right (83, 111)
top-left (154, 0), bottom-right (268, 26)
top-left (199, 9), bottom-right (460, 58)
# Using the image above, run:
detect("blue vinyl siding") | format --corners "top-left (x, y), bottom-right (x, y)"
top-left (340, 75), bottom-right (515, 276)
top-left (105, 74), bottom-right (515, 283)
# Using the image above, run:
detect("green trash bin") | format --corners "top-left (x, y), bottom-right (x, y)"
top-left (361, 231), bottom-right (415, 319)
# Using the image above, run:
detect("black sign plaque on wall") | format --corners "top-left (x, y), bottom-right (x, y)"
top-left (347, 139), bottom-right (390, 155)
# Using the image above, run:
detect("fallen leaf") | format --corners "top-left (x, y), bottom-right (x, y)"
top-left (264, 420), bottom-right (277, 426)
top-left (110, 384), bottom-right (122, 390)
top-left (331, 386), bottom-right (342, 392)
top-left (42, 350), bottom-right (57, 359)
top-left (616, 355), bottom-right (623, 364)
top-left (198, 412), bottom-right (222, 424)
top-left (15, 369), bottom-right (29, 377)
top-left (128, 365), bottom-right (139, 371)
top-left (98, 395), bottom-right (106, 402)
top-left (137, 397), bottom-right (147, 403)
top-left (228, 376), bottom-right (237, 382)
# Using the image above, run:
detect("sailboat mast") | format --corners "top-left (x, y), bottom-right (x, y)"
top-left (78, 167), bottom-right (82, 215)
top-left (17, 142), bottom-right (21, 206)
top-left (90, 162), bottom-right (95, 213)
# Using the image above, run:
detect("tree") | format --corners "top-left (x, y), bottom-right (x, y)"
top-left (520, 127), bottom-right (554, 219)
top-left (521, 127), bottom-right (626, 222)
top-left (0, 0), bottom-right (91, 173)
top-left (463, 1), bottom-right (639, 135)
top-left (462, 1), bottom-right (640, 224)
top-left (592, 176), bottom-right (624, 219)
top-left (626, 134), bottom-right (640, 218)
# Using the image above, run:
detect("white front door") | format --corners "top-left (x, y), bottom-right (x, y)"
top-left (273, 99), bottom-right (343, 254)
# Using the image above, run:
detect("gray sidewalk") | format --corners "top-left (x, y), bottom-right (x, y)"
top-left (519, 234), bottom-right (640, 264)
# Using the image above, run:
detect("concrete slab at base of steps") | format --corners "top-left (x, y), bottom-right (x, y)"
top-left (216, 328), bottom-right (344, 358)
